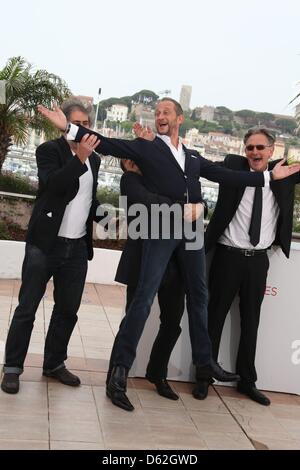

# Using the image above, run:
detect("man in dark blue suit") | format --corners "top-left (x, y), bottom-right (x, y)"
top-left (38, 99), bottom-right (299, 411)
top-left (107, 158), bottom-right (186, 401)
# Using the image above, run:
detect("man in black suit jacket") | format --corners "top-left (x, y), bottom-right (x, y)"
top-left (1, 98), bottom-right (101, 395)
top-left (38, 99), bottom-right (299, 411)
top-left (197, 127), bottom-right (300, 406)
top-left (108, 158), bottom-right (186, 401)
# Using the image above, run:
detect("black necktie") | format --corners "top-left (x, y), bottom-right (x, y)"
top-left (248, 187), bottom-right (262, 247)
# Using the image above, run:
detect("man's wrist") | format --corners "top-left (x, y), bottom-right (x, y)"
top-left (64, 122), bottom-right (71, 134)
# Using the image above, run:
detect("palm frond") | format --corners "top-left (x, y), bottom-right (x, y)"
top-left (288, 91), bottom-right (300, 106)
top-left (0, 56), bottom-right (71, 170)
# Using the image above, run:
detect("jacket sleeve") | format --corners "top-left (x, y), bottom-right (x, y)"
top-left (199, 154), bottom-right (265, 187)
top-left (36, 142), bottom-right (87, 195)
top-left (287, 170), bottom-right (300, 185)
top-left (121, 172), bottom-right (173, 207)
top-left (74, 125), bottom-right (145, 164)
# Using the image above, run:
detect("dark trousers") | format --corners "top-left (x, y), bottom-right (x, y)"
top-left (208, 244), bottom-right (269, 384)
top-left (110, 237), bottom-right (211, 371)
top-left (4, 239), bottom-right (88, 374)
top-left (108, 257), bottom-right (185, 382)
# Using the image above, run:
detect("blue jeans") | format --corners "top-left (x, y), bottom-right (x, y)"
top-left (4, 239), bottom-right (88, 374)
top-left (111, 238), bottom-right (212, 370)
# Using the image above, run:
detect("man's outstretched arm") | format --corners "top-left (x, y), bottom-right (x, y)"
top-left (38, 104), bottom-right (146, 164)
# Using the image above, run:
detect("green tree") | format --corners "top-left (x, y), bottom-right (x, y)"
top-left (218, 120), bottom-right (233, 134)
top-left (275, 118), bottom-right (297, 134)
top-left (179, 117), bottom-right (196, 137)
top-left (0, 56), bottom-right (70, 172)
top-left (130, 112), bottom-right (137, 123)
top-left (131, 90), bottom-right (159, 106)
top-left (235, 109), bottom-right (257, 119)
top-left (198, 120), bottom-right (219, 133)
top-left (234, 109), bottom-right (257, 127)
top-left (215, 106), bottom-right (233, 121)
top-left (256, 112), bottom-right (274, 124)
top-left (105, 120), bottom-right (118, 130)
top-left (120, 120), bottom-right (133, 134)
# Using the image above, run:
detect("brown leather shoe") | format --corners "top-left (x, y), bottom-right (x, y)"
top-left (43, 367), bottom-right (80, 386)
top-left (1, 373), bottom-right (20, 394)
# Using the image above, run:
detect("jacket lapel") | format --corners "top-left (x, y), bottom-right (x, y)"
top-left (89, 152), bottom-right (99, 192)
top-left (57, 136), bottom-right (73, 162)
top-left (236, 158), bottom-right (250, 205)
top-left (153, 136), bottom-right (185, 174)
top-left (183, 146), bottom-right (196, 173)
top-left (268, 160), bottom-right (278, 194)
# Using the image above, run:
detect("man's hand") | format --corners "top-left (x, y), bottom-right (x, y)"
top-left (272, 158), bottom-right (300, 180)
top-left (184, 203), bottom-right (204, 222)
top-left (133, 122), bottom-right (155, 141)
top-left (70, 134), bottom-right (100, 163)
top-left (37, 104), bottom-right (67, 131)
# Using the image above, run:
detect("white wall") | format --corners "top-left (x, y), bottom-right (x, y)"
top-left (0, 240), bottom-right (121, 284)
top-left (132, 244), bottom-right (300, 394)
top-left (1, 240), bottom-right (299, 393)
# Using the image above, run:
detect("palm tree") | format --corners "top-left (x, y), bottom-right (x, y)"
top-left (0, 56), bottom-right (71, 172)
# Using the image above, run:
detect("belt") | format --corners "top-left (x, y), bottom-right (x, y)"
top-left (57, 235), bottom-right (86, 243)
top-left (217, 244), bottom-right (267, 257)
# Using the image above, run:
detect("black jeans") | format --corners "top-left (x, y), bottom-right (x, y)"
top-left (107, 256), bottom-right (185, 383)
top-left (4, 238), bottom-right (88, 374)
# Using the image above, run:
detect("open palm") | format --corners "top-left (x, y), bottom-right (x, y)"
top-left (37, 104), bottom-right (67, 131)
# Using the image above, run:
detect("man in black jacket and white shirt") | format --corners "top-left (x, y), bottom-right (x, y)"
top-left (1, 98), bottom-right (101, 394)
top-left (196, 127), bottom-right (300, 406)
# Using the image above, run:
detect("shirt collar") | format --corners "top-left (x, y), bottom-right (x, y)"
top-left (157, 134), bottom-right (182, 151)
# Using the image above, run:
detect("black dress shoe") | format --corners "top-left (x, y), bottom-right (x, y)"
top-left (192, 379), bottom-right (214, 400)
top-left (1, 373), bottom-right (20, 394)
top-left (147, 377), bottom-right (179, 400)
top-left (107, 365), bottom-right (134, 412)
top-left (43, 367), bottom-right (80, 386)
top-left (237, 383), bottom-right (271, 406)
top-left (197, 360), bottom-right (240, 383)
top-left (106, 387), bottom-right (134, 411)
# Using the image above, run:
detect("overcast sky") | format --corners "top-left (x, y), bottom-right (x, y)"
top-left (1, 0), bottom-right (300, 115)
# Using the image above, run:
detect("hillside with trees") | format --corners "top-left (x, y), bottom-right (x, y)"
top-left (96, 89), bottom-right (299, 143)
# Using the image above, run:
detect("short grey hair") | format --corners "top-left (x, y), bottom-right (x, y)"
top-left (243, 127), bottom-right (276, 145)
top-left (61, 96), bottom-right (95, 125)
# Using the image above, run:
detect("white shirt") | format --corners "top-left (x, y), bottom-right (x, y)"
top-left (58, 156), bottom-right (93, 238)
top-left (157, 134), bottom-right (185, 171)
top-left (219, 180), bottom-right (279, 250)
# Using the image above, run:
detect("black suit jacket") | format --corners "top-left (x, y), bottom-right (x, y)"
top-left (74, 129), bottom-right (266, 204)
top-left (205, 154), bottom-right (300, 258)
top-left (26, 136), bottom-right (101, 260)
top-left (115, 171), bottom-right (173, 286)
